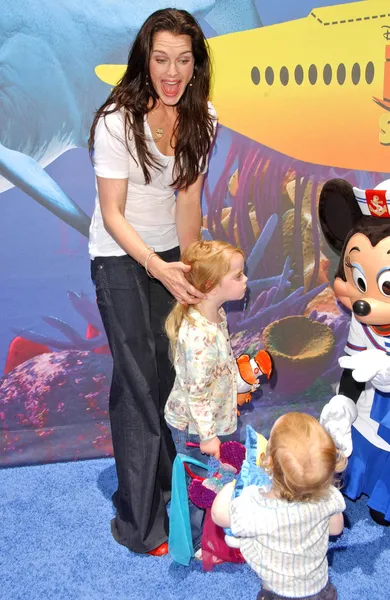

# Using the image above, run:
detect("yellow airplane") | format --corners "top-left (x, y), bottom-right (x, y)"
top-left (95, 0), bottom-right (390, 173)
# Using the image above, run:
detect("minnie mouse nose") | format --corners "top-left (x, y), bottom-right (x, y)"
top-left (353, 300), bottom-right (371, 317)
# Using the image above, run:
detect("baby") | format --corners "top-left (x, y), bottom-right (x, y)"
top-left (212, 412), bottom-right (347, 600)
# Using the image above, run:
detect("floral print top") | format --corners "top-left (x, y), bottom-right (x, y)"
top-left (164, 307), bottom-right (237, 441)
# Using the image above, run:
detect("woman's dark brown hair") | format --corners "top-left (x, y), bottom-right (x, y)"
top-left (89, 8), bottom-right (214, 190)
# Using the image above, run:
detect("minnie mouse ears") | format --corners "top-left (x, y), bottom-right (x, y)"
top-left (319, 178), bottom-right (390, 254)
top-left (319, 179), bottom-right (362, 255)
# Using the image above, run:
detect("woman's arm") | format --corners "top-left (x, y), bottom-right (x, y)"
top-left (97, 176), bottom-right (154, 262)
top-left (97, 176), bottom-right (204, 304)
top-left (175, 175), bottom-right (204, 254)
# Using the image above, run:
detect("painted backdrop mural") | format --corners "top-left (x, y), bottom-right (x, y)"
top-left (1, 0), bottom-right (388, 466)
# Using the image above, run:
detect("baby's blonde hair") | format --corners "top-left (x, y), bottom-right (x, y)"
top-left (165, 239), bottom-right (244, 358)
top-left (264, 412), bottom-right (347, 502)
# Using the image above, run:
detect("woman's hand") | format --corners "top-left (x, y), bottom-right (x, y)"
top-left (148, 255), bottom-right (204, 305)
top-left (200, 436), bottom-right (221, 460)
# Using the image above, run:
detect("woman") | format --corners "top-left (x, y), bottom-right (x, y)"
top-left (88, 8), bottom-right (216, 555)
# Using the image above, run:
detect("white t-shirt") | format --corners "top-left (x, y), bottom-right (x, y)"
top-left (89, 102), bottom-right (217, 258)
top-left (230, 485), bottom-right (345, 598)
top-left (344, 314), bottom-right (390, 451)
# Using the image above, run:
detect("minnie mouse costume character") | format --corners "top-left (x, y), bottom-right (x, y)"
top-left (319, 178), bottom-right (390, 526)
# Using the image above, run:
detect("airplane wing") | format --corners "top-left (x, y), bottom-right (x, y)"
top-left (255, 0), bottom-right (359, 27)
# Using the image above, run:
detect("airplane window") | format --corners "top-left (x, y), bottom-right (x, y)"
top-left (352, 63), bottom-right (361, 85)
top-left (280, 66), bottom-right (289, 86)
top-left (337, 64), bottom-right (346, 85)
top-left (265, 66), bottom-right (274, 85)
top-left (323, 64), bottom-right (332, 85)
top-left (308, 64), bottom-right (317, 85)
top-left (365, 62), bottom-right (375, 84)
top-left (251, 66), bottom-right (260, 85)
top-left (295, 65), bottom-right (304, 85)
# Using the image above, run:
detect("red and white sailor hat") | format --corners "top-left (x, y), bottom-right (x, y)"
top-left (353, 180), bottom-right (390, 218)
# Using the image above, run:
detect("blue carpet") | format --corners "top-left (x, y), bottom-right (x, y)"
top-left (0, 459), bottom-right (389, 600)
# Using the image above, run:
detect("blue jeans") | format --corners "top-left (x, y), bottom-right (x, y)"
top-left (168, 425), bottom-right (236, 551)
top-left (91, 248), bottom-right (179, 553)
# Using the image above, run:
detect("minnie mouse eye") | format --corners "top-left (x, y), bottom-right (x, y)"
top-left (352, 267), bottom-right (367, 293)
top-left (377, 270), bottom-right (390, 297)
